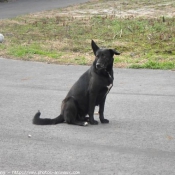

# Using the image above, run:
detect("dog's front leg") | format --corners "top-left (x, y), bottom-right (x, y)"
top-left (99, 97), bottom-right (109, 123)
top-left (88, 93), bottom-right (98, 125)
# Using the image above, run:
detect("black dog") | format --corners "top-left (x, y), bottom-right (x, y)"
top-left (33, 40), bottom-right (120, 126)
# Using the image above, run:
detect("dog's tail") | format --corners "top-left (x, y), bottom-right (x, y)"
top-left (33, 111), bottom-right (64, 125)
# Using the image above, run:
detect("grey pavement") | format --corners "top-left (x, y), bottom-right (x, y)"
top-left (0, 57), bottom-right (175, 174)
top-left (0, 0), bottom-right (89, 19)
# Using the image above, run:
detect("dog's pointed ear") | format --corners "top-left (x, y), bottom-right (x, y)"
top-left (109, 49), bottom-right (120, 56)
top-left (91, 40), bottom-right (99, 56)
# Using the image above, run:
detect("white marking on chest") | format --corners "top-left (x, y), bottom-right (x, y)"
top-left (105, 83), bottom-right (113, 96)
top-left (107, 84), bottom-right (113, 90)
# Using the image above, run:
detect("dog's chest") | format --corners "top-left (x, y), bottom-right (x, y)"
top-left (105, 72), bottom-right (113, 95)
top-left (106, 71), bottom-right (113, 91)
top-left (97, 70), bottom-right (113, 98)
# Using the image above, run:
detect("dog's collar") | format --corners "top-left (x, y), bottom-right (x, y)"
top-left (93, 66), bottom-right (113, 80)
top-left (104, 70), bottom-right (112, 78)
top-left (106, 71), bottom-right (112, 79)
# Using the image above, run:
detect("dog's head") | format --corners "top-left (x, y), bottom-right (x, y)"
top-left (91, 40), bottom-right (120, 71)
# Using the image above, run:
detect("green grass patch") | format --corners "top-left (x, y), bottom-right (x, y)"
top-left (74, 56), bottom-right (87, 65)
top-left (130, 60), bottom-right (175, 69)
top-left (8, 44), bottom-right (62, 59)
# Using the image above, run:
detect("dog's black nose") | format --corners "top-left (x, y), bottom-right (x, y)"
top-left (96, 63), bottom-right (103, 69)
top-left (96, 63), bottom-right (100, 69)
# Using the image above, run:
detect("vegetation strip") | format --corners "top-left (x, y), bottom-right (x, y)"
top-left (0, 0), bottom-right (175, 69)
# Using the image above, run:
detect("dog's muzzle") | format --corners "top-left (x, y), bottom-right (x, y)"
top-left (96, 63), bottom-right (105, 70)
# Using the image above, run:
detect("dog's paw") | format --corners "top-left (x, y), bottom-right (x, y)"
top-left (101, 119), bottom-right (109, 124)
top-left (90, 120), bottom-right (98, 125)
top-left (83, 122), bottom-right (89, 126)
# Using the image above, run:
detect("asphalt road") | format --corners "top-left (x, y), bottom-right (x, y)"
top-left (0, 0), bottom-right (89, 19)
top-left (0, 57), bottom-right (175, 174)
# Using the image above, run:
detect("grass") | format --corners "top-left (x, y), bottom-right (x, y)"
top-left (0, 0), bottom-right (175, 69)
top-left (8, 44), bottom-right (63, 59)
